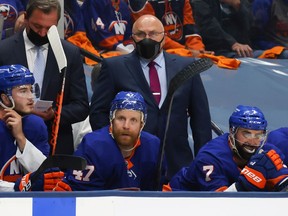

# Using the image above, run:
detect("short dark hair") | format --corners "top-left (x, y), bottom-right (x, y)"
top-left (26, 0), bottom-right (61, 21)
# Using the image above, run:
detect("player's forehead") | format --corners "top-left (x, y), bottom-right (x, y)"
top-left (13, 84), bottom-right (32, 90)
top-left (115, 109), bottom-right (141, 119)
top-left (237, 127), bottom-right (264, 134)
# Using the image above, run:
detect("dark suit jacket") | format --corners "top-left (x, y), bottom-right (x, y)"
top-left (89, 51), bottom-right (212, 179)
top-left (0, 32), bottom-right (89, 155)
top-left (191, 0), bottom-right (253, 54)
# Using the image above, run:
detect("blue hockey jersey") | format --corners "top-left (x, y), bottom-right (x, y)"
top-left (167, 133), bottom-right (285, 191)
top-left (64, 0), bottom-right (86, 39)
top-left (0, 0), bottom-right (25, 39)
top-left (168, 133), bottom-right (240, 191)
top-left (0, 114), bottom-right (50, 182)
top-left (81, 0), bottom-right (133, 51)
top-left (267, 127), bottom-right (288, 165)
top-left (62, 126), bottom-right (165, 191)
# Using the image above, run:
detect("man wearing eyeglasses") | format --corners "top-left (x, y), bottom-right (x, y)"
top-left (90, 14), bottom-right (212, 181)
top-left (163, 105), bottom-right (288, 192)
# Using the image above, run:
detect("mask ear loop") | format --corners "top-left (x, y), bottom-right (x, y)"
top-left (0, 96), bottom-right (15, 109)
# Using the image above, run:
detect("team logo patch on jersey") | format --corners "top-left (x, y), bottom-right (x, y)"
top-left (64, 11), bottom-right (75, 39)
top-left (0, 4), bottom-right (17, 23)
top-left (109, 20), bottom-right (128, 35)
top-left (162, 11), bottom-right (183, 41)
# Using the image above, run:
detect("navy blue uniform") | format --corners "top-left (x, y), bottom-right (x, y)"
top-left (267, 127), bottom-right (288, 165)
top-left (168, 133), bottom-right (284, 191)
top-left (62, 126), bottom-right (165, 190)
top-left (0, 114), bottom-right (50, 182)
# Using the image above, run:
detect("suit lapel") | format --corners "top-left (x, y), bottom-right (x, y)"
top-left (161, 52), bottom-right (178, 109)
top-left (164, 52), bottom-right (178, 85)
top-left (14, 33), bottom-right (29, 67)
top-left (124, 52), bottom-right (156, 105)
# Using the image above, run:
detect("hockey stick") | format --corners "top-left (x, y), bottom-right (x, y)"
top-left (156, 58), bottom-right (213, 189)
top-left (47, 25), bottom-right (67, 155)
top-left (80, 48), bottom-right (103, 63)
top-left (211, 120), bottom-right (225, 136)
top-left (21, 155), bottom-right (87, 191)
top-left (0, 14), bottom-right (3, 41)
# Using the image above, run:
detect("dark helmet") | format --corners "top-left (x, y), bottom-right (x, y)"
top-left (110, 91), bottom-right (147, 123)
top-left (0, 64), bottom-right (35, 94)
top-left (229, 105), bottom-right (267, 131)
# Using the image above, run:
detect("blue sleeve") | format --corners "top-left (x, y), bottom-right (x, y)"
top-left (169, 152), bottom-right (235, 191)
top-left (266, 128), bottom-right (288, 165)
top-left (252, 0), bottom-right (276, 49)
top-left (63, 131), bottom-right (127, 190)
top-left (81, 0), bottom-right (132, 50)
top-left (23, 115), bottom-right (50, 156)
top-left (64, 0), bottom-right (86, 38)
top-left (168, 166), bottom-right (197, 191)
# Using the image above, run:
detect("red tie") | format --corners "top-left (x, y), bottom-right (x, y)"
top-left (148, 61), bottom-right (161, 104)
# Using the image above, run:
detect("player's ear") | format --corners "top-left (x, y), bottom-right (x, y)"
top-left (0, 93), bottom-right (11, 106)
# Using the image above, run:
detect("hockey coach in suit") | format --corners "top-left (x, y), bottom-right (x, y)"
top-left (89, 14), bottom-right (212, 180)
top-left (0, 0), bottom-right (89, 155)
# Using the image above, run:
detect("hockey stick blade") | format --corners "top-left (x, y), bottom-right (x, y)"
top-left (47, 25), bottom-right (67, 73)
top-left (165, 58), bottom-right (213, 106)
top-left (39, 154), bottom-right (87, 171)
top-left (30, 155), bottom-right (87, 185)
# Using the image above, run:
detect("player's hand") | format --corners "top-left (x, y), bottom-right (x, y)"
top-left (264, 150), bottom-right (288, 191)
top-left (231, 42), bottom-right (253, 57)
top-left (236, 149), bottom-right (288, 191)
top-left (53, 181), bottom-right (72, 191)
top-left (3, 109), bottom-right (23, 137)
top-left (3, 109), bottom-right (27, 150)
top-left (14, 168), bottom-right (64, 191)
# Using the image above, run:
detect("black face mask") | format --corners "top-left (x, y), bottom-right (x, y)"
top-left (134, 37), bottom-right (164, 60)
top-left (27, 27), bottom-right (49, 46)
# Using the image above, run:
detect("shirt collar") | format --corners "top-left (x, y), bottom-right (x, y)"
top-left (140, 51), bottom-right (164, 68)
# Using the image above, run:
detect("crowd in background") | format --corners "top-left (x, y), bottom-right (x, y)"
top-left (1, 0), bottom-right (288, 61)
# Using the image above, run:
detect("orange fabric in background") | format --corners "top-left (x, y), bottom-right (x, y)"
top-left (258, 46), bottom-right (285, 59)
top-left (166, 48), bottom-right (193, 57)
top-left (199, 53), bottom-right (241, 69)
top-left (164, 36), bottom-right (186, 50)
top-left (185, 35), bottom-right (205, 51)
top-left (67, 31), bottom-right (122, 65)
top-left (166, 50), bottom-right (241, 69)
top-left (67, 31), bottom-right (102, 65)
